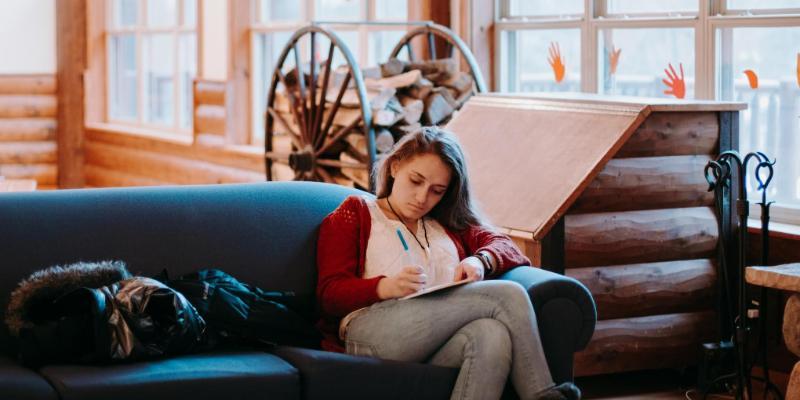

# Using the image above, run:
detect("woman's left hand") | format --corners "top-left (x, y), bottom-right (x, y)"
top-left (453, 256), bottom-right (484, 282)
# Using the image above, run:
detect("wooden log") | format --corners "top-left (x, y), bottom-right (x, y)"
top-left (369, 70), bottom-right (421, 89)
top-left (0, 95), bottom-right (57, 118)
top-left (0, 75), bottom-right (56, 94)
top-left (375, 129), bottom-right (395, 153)
top-left (408, 58), bottom-right (458, 77)
top-left (85, 141), bottom-right (265, 185)
top-left (194, 104), bottom-right (226, 135)
top-left (574, 311), bottom-right (716, 376)
top-left (194, 80), bottom-right (226, 106)
top-left (0, 164), bottom-right (57, 185)
top-left (381, 58), bottom-right (407, 77)
top-left (615, 112), bottom-right (719, 158)
top-left (84, 165), bottom-right (171, 187)
top-left (0, 118), bottom-right (56, 141)
top-left (569, 155), bottom-right (715, 213)
top-left (400, 97), bottom-right (424, 124)
top-left (564, 207), bottom-right (718, 268)
top-left (407, 78), bottom-right (433, 100)
top-left (339, 151), bottom-right (369, 189)
top-left (0, 141), bottom-right (57, 163)
top-left (423, 92), bottom-right (455, 125)
top-left (566, 259), bottom-right (716, 320)
top-left (441, 71), bottom-right (474, 95)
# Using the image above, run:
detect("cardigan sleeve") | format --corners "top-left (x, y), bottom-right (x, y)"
top-left (459, 224), bottom-right (531, 278)
top-left (316, 196), bottom-right (385, 318)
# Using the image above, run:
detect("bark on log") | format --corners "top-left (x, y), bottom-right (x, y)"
top-left (0, 141), bottom-right (57, 163)
top-left (566, 259), bottom-right (716, 319)
top-left (195, 104), bottom-right (226, 135)
top-left (85, 142), bottom-right (264, 184)
top-left (565, 207), bottom-right (718, 268)
top-left (569, 155), bottom-right (715, 213)
top-left (0, 163), bottom-right (57, 185)
top-left (574, 311), bottom-right (716, 376)
top-left (0, 118), bottom-right (56, 141)
top-left (0, 75), bottom-right (56, 95)
top-left (194, 80), bottom-right (226, 106)
top-left (616, 112), bottom-right (719, 158)
top-left (0, 95), bottom-right (57, 118)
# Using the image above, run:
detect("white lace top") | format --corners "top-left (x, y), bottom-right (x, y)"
top-left (363, 197), bottom-right (460, 287)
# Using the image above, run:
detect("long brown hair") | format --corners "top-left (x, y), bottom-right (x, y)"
top-left (374, 126), bottom-right (485, 232)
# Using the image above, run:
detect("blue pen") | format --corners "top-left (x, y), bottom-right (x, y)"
top-left (396, 228), bottom-right (417, 267)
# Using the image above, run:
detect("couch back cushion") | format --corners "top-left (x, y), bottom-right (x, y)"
top-left (0, 181), bottom-right (362, 353)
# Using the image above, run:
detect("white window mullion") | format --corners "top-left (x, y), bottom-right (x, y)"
top-left (582, 0), bottom-right (597, 93)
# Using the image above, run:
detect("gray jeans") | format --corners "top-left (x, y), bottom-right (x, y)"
top-left (344, 280), bottom-right (555, 400)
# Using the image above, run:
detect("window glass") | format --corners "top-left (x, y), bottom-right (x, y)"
top-left (109, 35), bottom-right (138, 121)
top-left (727, 0), bottom-right (800, 11)
top-left (314, 0), bottom-right (361, 21)
top-left (146, 0), bottom-right (178, 27)
top-left (606, 0), bottom-right (698, 15)
top-left (253, 32), bottom-right (295, 143)
top-left (368, 30), bottom-right (406, 66)
top-left (716, 26), bottom-right (800, 206)
top-left (260, 0), bottom-right (302, 22)
top-left (183, 0), bottom-right (197, 27)
top-left (507, 0), bottom-right (583, 17)
top-left (598, 28), bottom-right (695, 99)
top-left (500, 29), bottom-right (581, 92)
top-left (375, 0), bottom-right (407, 20)
top-left (179, 33), bottom-right (196, 130)
top-left (143, 34), bottom-right (176, 126)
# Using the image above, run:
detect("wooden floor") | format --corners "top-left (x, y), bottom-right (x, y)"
top-left (577, 368), bottom-right (790, 400)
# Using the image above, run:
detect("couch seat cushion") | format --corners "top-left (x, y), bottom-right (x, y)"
top-left (0, 356), bottom-right (58, 400)
top-left (272, 346), bottom-right (458, 400)
top-left (39, 350), bottom-right (299, 400)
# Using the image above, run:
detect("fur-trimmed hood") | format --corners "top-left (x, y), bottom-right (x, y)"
top-left (5, 260), bottom-right (131, 336)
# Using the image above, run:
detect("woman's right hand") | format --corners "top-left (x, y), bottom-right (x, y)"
top-left (377, 265), bottom-right (427, 299)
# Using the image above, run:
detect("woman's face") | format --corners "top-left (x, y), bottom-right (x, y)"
top-left (389, 153), bottom-right (452, 221)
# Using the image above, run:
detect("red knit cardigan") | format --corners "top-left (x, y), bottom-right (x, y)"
top-left (316, 195), bottom-right (531, 352)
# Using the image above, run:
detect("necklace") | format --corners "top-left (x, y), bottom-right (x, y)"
top-left (385, 197), bottom-right (430, 251)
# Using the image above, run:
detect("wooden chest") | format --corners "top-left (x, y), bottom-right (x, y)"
top-left (446, 93), bottom-right (746, 376)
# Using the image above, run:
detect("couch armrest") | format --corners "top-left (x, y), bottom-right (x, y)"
top-left (498, 266), bottom-right (596, 383)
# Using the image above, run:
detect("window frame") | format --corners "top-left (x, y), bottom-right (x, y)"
top-left (495, 0), bottom-right (800, 226)
top-left (105, 0), bottom-right (199, 135)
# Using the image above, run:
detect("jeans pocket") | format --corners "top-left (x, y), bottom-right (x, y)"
top-left (345, 339), bottom-right (379, 357)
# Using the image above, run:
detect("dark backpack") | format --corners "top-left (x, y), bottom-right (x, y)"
top-left (161, 269), bottom-right (321, 349)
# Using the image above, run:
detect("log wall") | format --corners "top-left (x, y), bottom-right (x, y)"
top-left (193, 79), bottom-right (227, 146)
top-left (569, 111), bottom-right (724, 375)
top-left (0, 75), bottom-right (58, 189)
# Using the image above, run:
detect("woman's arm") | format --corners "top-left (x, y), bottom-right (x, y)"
top-left (316, 196), bottom-right (384, 317)
top-left (459, 225), bottom-right (531, 278)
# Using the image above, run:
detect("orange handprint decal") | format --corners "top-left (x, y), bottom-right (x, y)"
top-left (662, 62), bottom-right (686, 99)
top-left (743, 70), bottom-right (758, 89)
top-left (609, 46), bottom-right (622, 75)
top-left (548, 42), bottom-right (566, 83)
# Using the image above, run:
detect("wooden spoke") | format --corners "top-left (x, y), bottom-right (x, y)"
top-left (276, 69), bottom-right (308, 141)
top-left (447, 42), bottom-right (455, 58)
top-left (427, 31), bottom-right (436, 59)
top-left (265, 151), bottom-right (291, 164)
top-left (316, 115), bottom-right (362, 157)
top-left (405, 42), bottom-right (416, 62)
top-left (292, 42), bottom-right (309, 143)
top-left (266, 108), bottom-right (302, 149)
top-left (313, 42), bottom-right (336, 150)
top-left (316, 159), bottom-right (366, 169)
top-left (319, 71), bottom-right (352, 145)
top-left (315, 166), bottom-right (334, 183)
top-left (308, 32), bottom-right (318, 147)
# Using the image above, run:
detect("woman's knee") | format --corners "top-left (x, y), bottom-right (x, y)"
top-left (462, 318), bottom-right (512, 359)
top-left (475, 280), bottom-right (531, 305)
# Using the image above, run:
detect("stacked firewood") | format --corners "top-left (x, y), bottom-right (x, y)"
top-left (271, 57), bottom-right (475, 188)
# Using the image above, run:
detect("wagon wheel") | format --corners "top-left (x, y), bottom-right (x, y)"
top-left (264, 25), bottom-right (376, 191)
top-left (389, 22), bottom-right (487, 94)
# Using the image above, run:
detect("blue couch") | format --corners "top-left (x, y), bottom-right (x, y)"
top-left (0, 182), bottom-right (596, 400)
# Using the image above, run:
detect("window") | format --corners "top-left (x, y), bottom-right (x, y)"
top-left (107, 0), bottom-right (197, 133)
top-left (497, 0), bottom-right (800, 219)
top-left (251, 0), bottom-right (409, 144)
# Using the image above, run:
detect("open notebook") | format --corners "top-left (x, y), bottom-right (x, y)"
top-left (400, 279), bottom-right (473, 300)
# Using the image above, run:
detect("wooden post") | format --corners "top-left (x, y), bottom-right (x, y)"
top-left (56, 0), bottom-right (87, 188)
top-left (540, 216), bottom-right (565, 274)
top-left (227, 0), bottom-right (250, 145)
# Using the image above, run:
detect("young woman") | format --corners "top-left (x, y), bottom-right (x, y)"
top-left (316, 127), bottom-right (580, 400)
